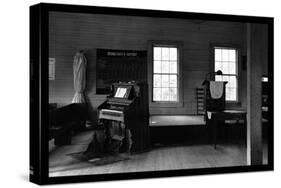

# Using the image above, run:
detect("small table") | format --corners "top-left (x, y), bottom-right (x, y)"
top-left (207, 110), bottom-right (247, 149)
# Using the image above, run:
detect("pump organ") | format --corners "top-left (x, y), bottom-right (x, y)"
top-left (97, 82), bottom-right (150, 153)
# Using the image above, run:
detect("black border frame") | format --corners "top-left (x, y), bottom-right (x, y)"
top-left (29, 3), bottom-right (274, 185)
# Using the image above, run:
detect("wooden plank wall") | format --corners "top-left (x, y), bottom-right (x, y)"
top-left (49, 12), bottom-right (247, 122)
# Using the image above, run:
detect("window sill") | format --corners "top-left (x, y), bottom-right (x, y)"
top-left (150, 101), bottom-right (183, 108)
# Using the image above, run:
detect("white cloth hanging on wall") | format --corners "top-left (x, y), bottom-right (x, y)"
top-left (209, 81), bottom-right (224, 99)
top-left (72, 52), bottom-right (87, 103)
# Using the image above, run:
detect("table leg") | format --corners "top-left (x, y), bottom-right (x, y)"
top-left (214, 117), bottom-right (217, 149)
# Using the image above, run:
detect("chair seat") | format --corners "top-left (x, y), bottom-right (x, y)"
top-left (225, 119), bottom-right (245, 124)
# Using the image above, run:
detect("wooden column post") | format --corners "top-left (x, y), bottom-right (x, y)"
top-left (246, 23), bottom-right (268, 165)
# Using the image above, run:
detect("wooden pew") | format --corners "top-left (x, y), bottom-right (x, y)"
top-left (49, 103), bottom-right (87, 145)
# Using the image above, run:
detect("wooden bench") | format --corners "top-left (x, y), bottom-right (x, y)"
top-left (49, 103), bottom-right (87, 146)
top-left (149, 115), bottom-right (205, 127)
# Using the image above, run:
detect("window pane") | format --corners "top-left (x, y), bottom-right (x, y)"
top-left (162, 88), bottom-right (170, 101)
top-left (222, 75), bottom-right (230, 83)
top-left (170, 48), bottom-right (177, 60)
top-left (228, 63), bottom-right (236, 74)
top-left (215, 49), bottom-right (222, 61)
top-left (228, 76), bottom-right (237, 88)
top-left (228, 88), bottom-right (237, 101)
top-left (162, 47), bottom-right (169, 60)
top-left (223, 76), bottom-right (237, 100)
top-left (154, 60), bottom-right (161, 73)
top-left (229, 49), bottom-right (236, 62)
top-left (222, 49), bottom-right (229, 61)
top-left (170, 88), bottom-right (177, 101)
top-left (162, 60), bottom-right (169, 73)
top-left (225, 87), bottom-right (231, 101)
top-left (153, 74), bottom-right (161, 87)
top-left (215, 75), bottom-right (222, 81)
top-left (170, 61), bottom-right (177, 73)
top-left (215, 61), bottom-right (222, 72)
top-left (222, 63), bottom-right (230, 74)
top-left (154, 47), bottom-right (161, 60)
top-left (170, 75), bottom-right (177, 87)
top-left (153, 88), bottom-right (161, 101)
top-left (161, 75), bottom-right (169, 87)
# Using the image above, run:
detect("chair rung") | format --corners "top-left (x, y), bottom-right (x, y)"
top-left (196, 88), bottom-right (205, 115)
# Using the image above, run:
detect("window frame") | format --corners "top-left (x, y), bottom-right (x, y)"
top-left (211, 44), bottom-right (241, 104)
top-left (148, 41), bottom-right (184, 108)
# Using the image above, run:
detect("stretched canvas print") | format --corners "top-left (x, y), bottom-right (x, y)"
top-left (30, 3), bottom-right (274, 185)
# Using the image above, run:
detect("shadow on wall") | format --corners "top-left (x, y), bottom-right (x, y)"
top-left (84, 95), bottom-right (98, 124)
top-left (83, 48), bottom-right (100, 124)
top-left (83, 48), bottom-right (96, 94)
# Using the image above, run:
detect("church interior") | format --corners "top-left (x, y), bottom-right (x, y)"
top-left (48, 11), bottom-right (271, 177)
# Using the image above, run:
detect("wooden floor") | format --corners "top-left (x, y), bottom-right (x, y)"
top-left (49, 130), bottom-right (267, 177)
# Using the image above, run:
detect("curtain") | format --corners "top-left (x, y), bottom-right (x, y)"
top-left (72, 51), bottom-right (87, 103)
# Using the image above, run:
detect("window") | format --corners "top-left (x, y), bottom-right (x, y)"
top-left (153, 46), bottom-right (179, 102)
top-left (214, 47), bottom-right (238, 102)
